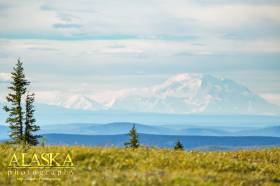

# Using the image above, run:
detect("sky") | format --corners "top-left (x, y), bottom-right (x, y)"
top-left (0, 0), bottom-right (280, 105)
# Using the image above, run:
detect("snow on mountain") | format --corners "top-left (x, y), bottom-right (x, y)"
top-left (110, 73), bottom-right (279, 114)
top-left (35, 74), bottom-right (279, 114)
top-left (61, 95), bottom-right (104, 110)
top-left (36, 91), bottom-right (104, 111)
top-left (110, 74), bottom-right (204, 113)
top-left (198, 75), bottom-right (278, 114)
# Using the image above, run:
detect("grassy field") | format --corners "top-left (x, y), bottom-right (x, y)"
top-left (0, 144), bottom-right (279, 186)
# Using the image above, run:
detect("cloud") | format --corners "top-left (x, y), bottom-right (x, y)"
top-left (0, 3), bottom-right (9, 11)
top-left (53, 23), bottom-right (82, 29)
top-left (0, 0), bottom-right (279, 42)
top-left (2, 39), bottom-right (280, 67)
top-left (28, 47), bottom-right (59, 52)
top-left (0, 73), bottom-right (10, 82)
top-left (0, 0), bottom-right (279, 105)
top-left (261, 93), bottom-right (280, 106)
top-left (193, 0), bottom-right (280, 5)
top-left (0, 51), bottom-right (8, 59)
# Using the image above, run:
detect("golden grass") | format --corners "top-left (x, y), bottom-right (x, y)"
top-left (0, 144), bottom-right (279, 186)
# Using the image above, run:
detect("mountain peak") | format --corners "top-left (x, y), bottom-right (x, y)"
top-left (165, 73), bottom-right (202, 84)
top-left (169, 73), bottom-right (197, 81)
top-left (111, 73), bottom-right (279, 114)
top-left (34, 74), bottom-right (279, 115)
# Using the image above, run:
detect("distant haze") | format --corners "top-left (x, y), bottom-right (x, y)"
top-left (29, 74), bottom-right (279, 115)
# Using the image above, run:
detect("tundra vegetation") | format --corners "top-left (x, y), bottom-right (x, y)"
top-left (0, 144), bottom-right (279, 186)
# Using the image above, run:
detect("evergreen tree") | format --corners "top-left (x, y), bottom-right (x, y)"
top-left (174, 140), bottom-right (184, 150)
top-left (3, 59), bottom-right (30, 143)
top-left (24, 93), bottom-right (41, 145)
top-left (124, 124), bottom-right (140, 148)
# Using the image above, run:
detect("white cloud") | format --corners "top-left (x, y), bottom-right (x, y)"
top-left (162, 3), bottom-right (280, 29)
top-left (261, 93), bottom-right (280, 106)
top-left (0, 0), bottom-right (279, 40)
top-left (0, 1), bottom-right (59, 33)
top-left (0, 72), bottom-right (10, 82)
top-left (1, 38), bottom-right (280, 62)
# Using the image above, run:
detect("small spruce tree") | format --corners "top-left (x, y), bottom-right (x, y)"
top-left (3, 59), bottom-right (30, 143)
top-left (124, 124), bottom-right (140, 148)
top-left (174, 140), bottom-right (184, 150)
top-left (24, 93), bottom-right (41, 145)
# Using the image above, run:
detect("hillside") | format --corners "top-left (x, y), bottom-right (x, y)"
top-left (42, 133), bottom-right (280, 149)
top-left (41, 122), bottom-right (279, 136)
top-left (2, 122), bottom-right (280, 139)
top-left (39, 123), bottom-right (174, 135)
top-left (0, 145), bottom-right (279, 186)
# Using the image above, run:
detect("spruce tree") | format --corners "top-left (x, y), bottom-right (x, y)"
top-left (174, 140), bottom-right (184, 150)
top-left (124, 124), bottom-right (140, 148)
top-left (3, 59), bottom-right (30, 143)
top-left (24, 93), bottom-right (40, 145)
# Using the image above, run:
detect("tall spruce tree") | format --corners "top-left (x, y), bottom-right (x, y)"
top-left (124, 124), bottom-right (140, 148)
top-left (24, 93), bottom-right (40, 145)
top-left (3, 59), bottom-right (30, 143)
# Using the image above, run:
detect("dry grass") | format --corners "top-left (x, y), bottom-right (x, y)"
top-left (0, 144), bottom-right (279, 186)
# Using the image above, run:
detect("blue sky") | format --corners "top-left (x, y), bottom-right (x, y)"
top-left (0, 0), bottom-right (280, 105)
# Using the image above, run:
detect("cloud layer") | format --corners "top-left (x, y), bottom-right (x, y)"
top-left (0, 0), bottom-right (279, 107)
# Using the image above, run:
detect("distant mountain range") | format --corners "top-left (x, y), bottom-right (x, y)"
top-left (41, 133), bottom-right (280, 150)
top-left (1, 74), bottom-right (279, 127)
top-left (32, 73), bottom-right (279, 115)
top-left (40, 123), bottom-right (280, 137)
top-left (2, 122), bottom-right (280, 149)
top-left (110, 74), bottom-right (279, 115)
top-left (40, 123), bottom-right (174, 135)
top-left (1, 123), bottom-right (280, 140)
top-left (1, 101), bottom-right (279, 126)
top-left (39, 122), bottom-right (280, 136)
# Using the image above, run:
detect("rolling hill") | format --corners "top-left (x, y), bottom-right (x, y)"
top-left (39, 123), bottom-right (176, 135)
top-left (42, 133), bottom-right (280, 149)
top-left (1, 122), bottom-right (280, 139)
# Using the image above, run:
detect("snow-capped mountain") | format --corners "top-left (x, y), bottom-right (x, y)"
top-left (111, 74), bottom-right (206, 113)
top-left (36, 92), bottom-right (104, 111)
top-left (35, 74), bottom-right (279, 115)
top-left (110, 74), bottom-right (278, 114)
